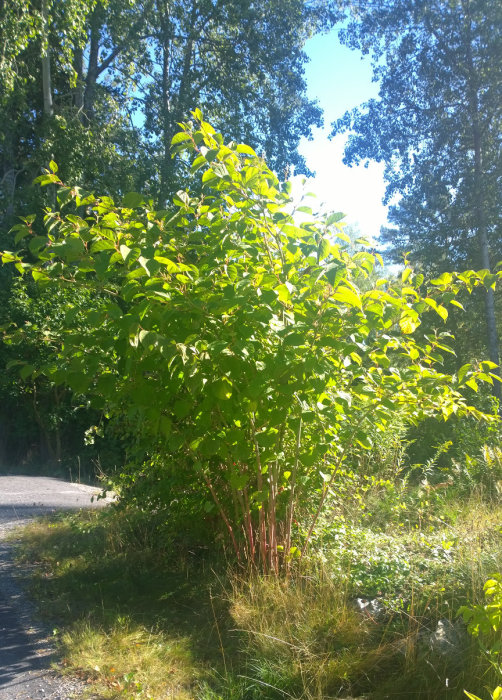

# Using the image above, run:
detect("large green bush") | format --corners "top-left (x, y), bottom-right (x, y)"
top-left (2, 111), bottom-right (499, 571)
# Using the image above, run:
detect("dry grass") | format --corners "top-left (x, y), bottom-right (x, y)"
top-left (59, 619), bottom-right (195, 699)
top-left (13, 510), bottom-right (224, 699)
top-left (228, 573), bottom-right (394, 699)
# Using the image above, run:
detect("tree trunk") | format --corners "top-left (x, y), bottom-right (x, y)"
top-left (158, 0), bottom-right (174, 205)
top-left (473, 132), bottom-right (501, 401)
top-left (32, 384), bottom-right (56, 464)
top-left (73, 46), bottom-right (84, 113)
top-left (159, 0), bottom-right (198, 204)
top-left (83, 3), bottom-right (102, 122)
top-left (465, 8), bottom-right (501, 402)
top-left (41, 0), bottom-right (53, 118)
top-left (83, 1), bottom-right (151, 124)
top-left (1, 115), bottom-right (18, 226)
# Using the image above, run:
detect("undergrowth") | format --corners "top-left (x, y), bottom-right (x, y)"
top-left (10, 428), bottom-right (502, 699)
top-left (13, 484), bottom-right (502, 699)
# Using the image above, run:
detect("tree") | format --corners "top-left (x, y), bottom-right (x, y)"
top-left (0, 0), bottom-right (147, 469)
top-left (1, 0), bottom-right (340, 223)
top-left (141, 0), bottom-right (337, 202)
top-left (0, 0), bottom-right (144, 231)
top-left (0, 277), bottom-right (99, 467)
top-left (2, 115), bottom-right (498, 571)
top-left (332, 0), bottom-right (502, 396)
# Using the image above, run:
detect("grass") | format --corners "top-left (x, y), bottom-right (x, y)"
top-left (11, 487), bottom-right (502, 699)
top-left (59, 620), bottom-right (195, 698)
top-left (14, 508), bottom-right (234, 699)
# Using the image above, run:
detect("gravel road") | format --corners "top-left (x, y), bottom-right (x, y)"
top-left (0, 475), bottom-right (113, 699)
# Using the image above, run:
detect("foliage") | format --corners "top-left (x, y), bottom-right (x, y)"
top-left (460, 574), bottom-right (502, 700)
top-left (3, 114), bottom-right (500, 570)
top-left (140, 0), bottom-right (339, 200)
top-left (334, 0), bottom-right (502, 271)
top-left (1, 0), bottom-right (338, 226)
top-left (0, 0), bottom-right (340, 471)
top-left (0, 275), bottom-right (122, 474)
top-left (333, 0), bottom-right (502, 384)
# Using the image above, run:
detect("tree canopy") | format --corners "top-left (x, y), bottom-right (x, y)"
top-left (332, 0), bottom-right (502, 383)
top-left (0, 0), bottom-right (340, 228)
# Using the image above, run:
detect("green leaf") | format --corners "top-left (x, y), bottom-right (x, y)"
top-left (458, 363), bottom-right (471, 383)
top-left (399, 314), bottom-right (420, 334)
top-left (67, 372), bottom-right (92, 394)
top-left (436, 304), bottom-right (448, 321)
top-left (326, 212), bottom-right (345, 226)
top-left (334, 229), bottom-right (351, 243)
top-left (33, 173), bottom-right (59, 186)
top-left (120, 244), bottom-right (132, 261)
top-left (283, 332), bottom-right (306, 347)
top-left (481, 361), bottom-right (498, 370)
top-left (300, 451), bottom-right (316, 467)
top-left (173, 399), bottom-right (192, 419)
top-left (333, 285), bottom-right (362, 310)
top-left (159, 415), bottom-right (172, 437)
top-left (325, 263), bottom-right (345, 288)
top-left (465, 378), bottom-right (478, 391)
top-left (139, 330), bottom-right (156, 347)
top-left (122, 192), bottom-right (144, 208)
top-left (63, 236), bottom-right (85, 261)
top-left (318, 238), bottom-right (330, 261)
top-left (13, 225), bottom-right (31, 243)
top-left (211, 378), bottom-right (233, 400)
top-left (32, 269), bottom-right (49, 283)
top-left (28, 236), bottom-right (48, 254)
top-left (236, 144), bottom-right (257, 156)
top-left (355, 432), bottom-right (373, 449)
top-left (91, 239), bottom-right (115, 253)
top-left (276, 283), bottom-right (292, 304)
top-left (138, 256), bottom-right (152, 276)
top-left (171, 132), bottom-right (192, 146)
top-left (96, 373), bottom-right (116, 395)
top-left (154, 256), bottom-right (180, 273)
top-left (19, 364), bottom-right (35, 380)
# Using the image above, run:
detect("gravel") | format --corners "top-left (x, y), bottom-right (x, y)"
top-left (0, 475), bottom-right (113, 699)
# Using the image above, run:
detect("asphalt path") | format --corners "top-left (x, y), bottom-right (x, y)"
top-left (0, 475), bottom-right (112, 699)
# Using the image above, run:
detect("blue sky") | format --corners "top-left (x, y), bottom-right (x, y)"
top-left (292, 27), bottom-right (389, 241)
